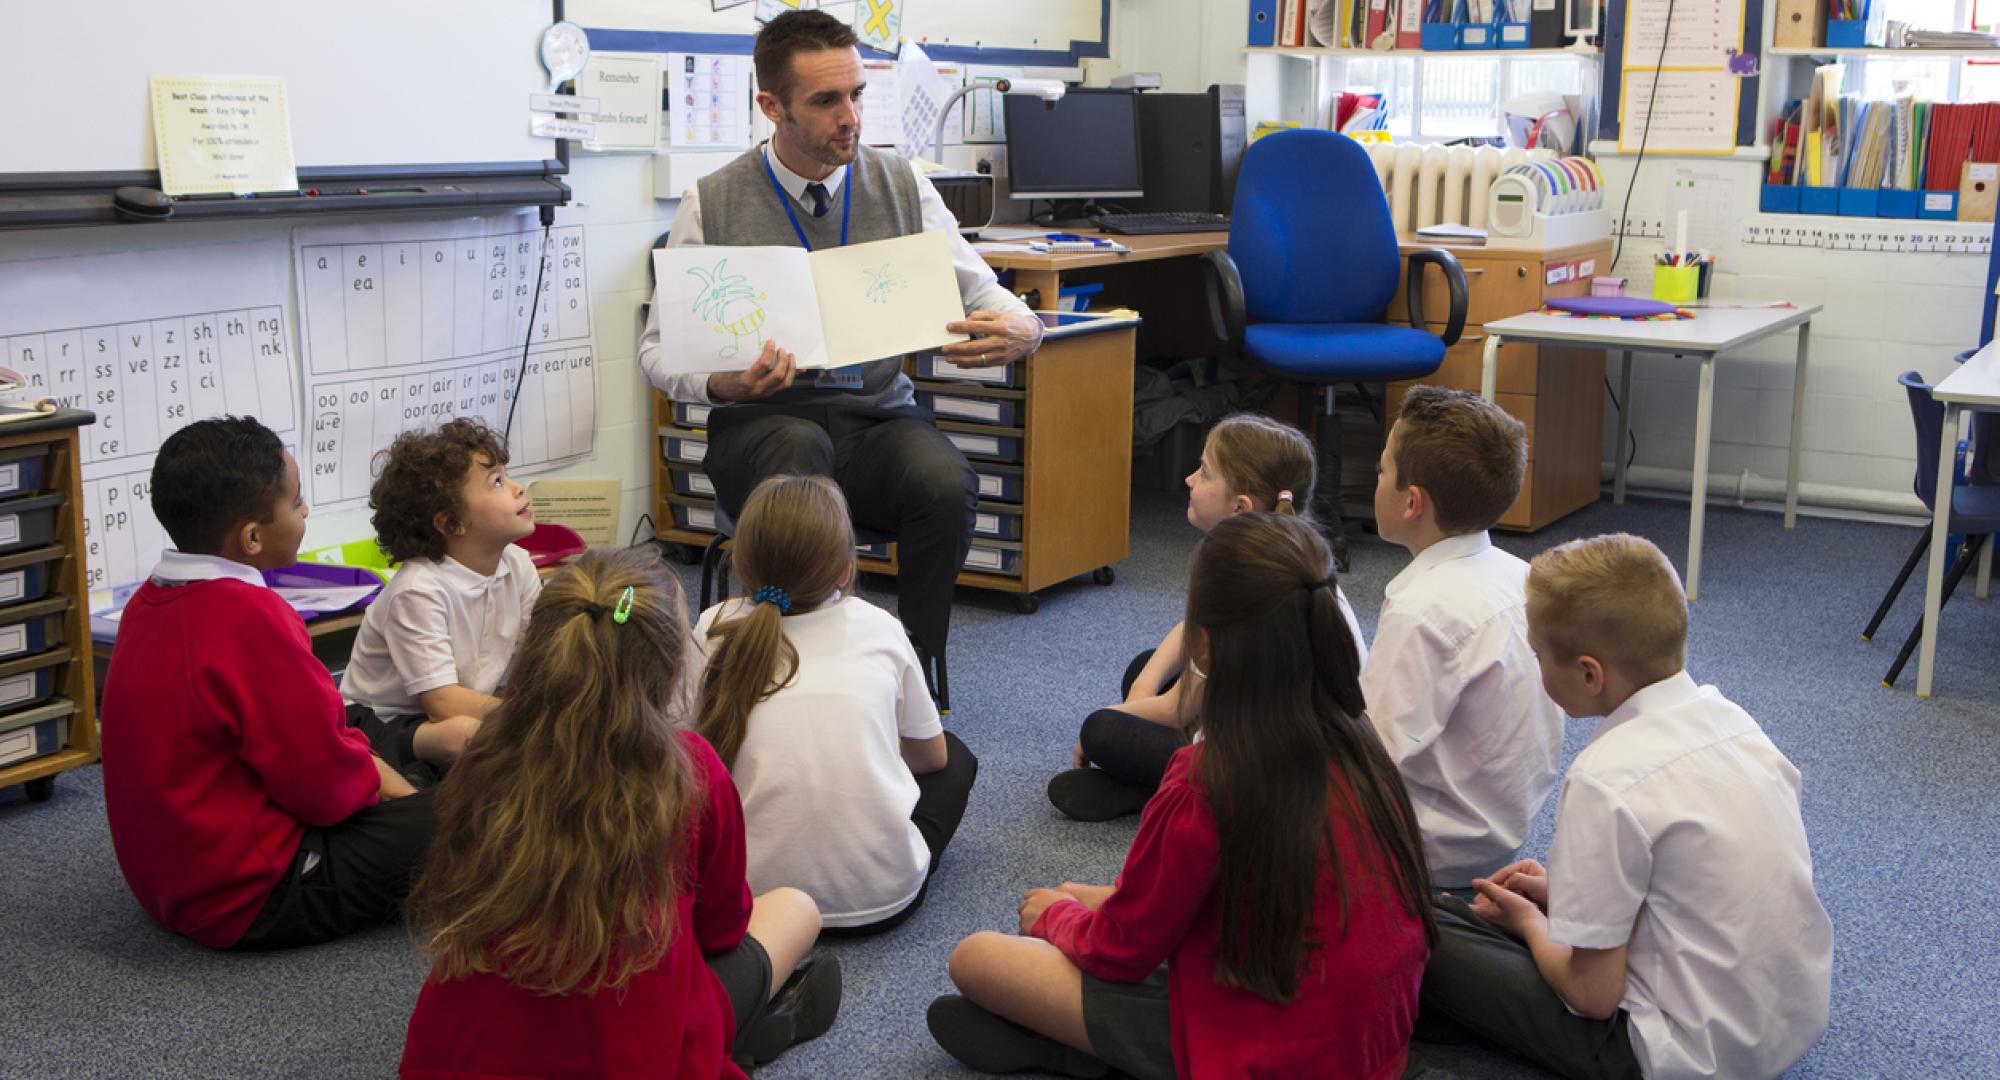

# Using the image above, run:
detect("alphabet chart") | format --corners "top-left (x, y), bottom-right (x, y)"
top-left (0, 241), bottom-right (298, 597)
top-left (293, 213), bottom-right (597, 510)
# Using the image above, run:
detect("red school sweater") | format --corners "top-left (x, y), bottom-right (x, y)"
top-left (101, 577), bottom-right (380, 948)
top-left (399, 733), bottom-right (756, 1080)
top-left (1034, 747), bottom-right (1430, 1080)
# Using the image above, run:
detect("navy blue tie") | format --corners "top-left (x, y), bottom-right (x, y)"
top-left (805, 182), bottom-right (830, 219)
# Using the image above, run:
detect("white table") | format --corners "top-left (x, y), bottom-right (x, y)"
top-left (1480, 304), bottom-right (1822, 600)
top-left (1916, 340), bottom-right (2000, 697)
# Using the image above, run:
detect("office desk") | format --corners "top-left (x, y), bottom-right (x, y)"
top-left (1916, 340), bottom-right (2000, 696)
top-left (977, 231), bottom-right (1228, 310)
top-left (1479, 304), bottom-right (1822, 600)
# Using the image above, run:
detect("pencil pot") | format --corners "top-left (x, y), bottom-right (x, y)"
top-left (1825, 19), bottom-right (1867, 46)
top-left (1652, 265), bottom-right (1699, 305)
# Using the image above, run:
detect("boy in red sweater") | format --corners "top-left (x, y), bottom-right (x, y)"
top-left (101, 416), bottom-right (435, 950)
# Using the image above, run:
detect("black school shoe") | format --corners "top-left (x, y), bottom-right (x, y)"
top-left (927, 995), bottom-right (1111, 1078)
top-left (742, 951), bottom-right (843, 1065)
top-left (1047, 768), bottom-right (1152, 822)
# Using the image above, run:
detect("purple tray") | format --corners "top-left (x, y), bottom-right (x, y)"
top-left (262, 562), bottom-right (383, 621)
top-left (1546, 296), bottom-right (1680, 318)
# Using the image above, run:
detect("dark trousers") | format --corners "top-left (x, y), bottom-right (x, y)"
top-left (1078, 650), bottom-right (1188, 789)
top-left (1416, 897), bottom-right (1644, 1080)
top-left (230, 708), bottom-right (439, 951)
top-left (706, 404), bottom-right (975, 658)
top-left (825, 731), bottom-right (979, 937)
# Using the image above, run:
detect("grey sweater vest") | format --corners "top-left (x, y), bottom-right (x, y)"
top-left (697, 143), bottom-right (926, 409)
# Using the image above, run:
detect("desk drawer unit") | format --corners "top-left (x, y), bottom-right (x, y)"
top-left (669, 467), bottom-right (718, 499)
top-left (658, 427), bottom-right (708, 467)
top-left (915, 353), bottom-right (1025, 389)
top-left (0, 698), bottom-right (73, 769)
top-left (939, 421), bottom-right (1024, 464)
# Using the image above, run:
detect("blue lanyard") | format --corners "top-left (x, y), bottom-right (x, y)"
top-left (763, 150), bottom-right (851, 251)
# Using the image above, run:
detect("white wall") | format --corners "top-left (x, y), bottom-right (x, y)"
top-left (1111, 0), bottom-right (1250, 92)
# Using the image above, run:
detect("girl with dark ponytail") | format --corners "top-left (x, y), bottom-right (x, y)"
top-left (693, 475), bottom-right (978, 936)
top-left (931, 513), bottom-right (1434, 1080)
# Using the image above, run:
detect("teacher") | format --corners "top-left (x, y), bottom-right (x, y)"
top-left (639, 9), bottom-right (1043, 672)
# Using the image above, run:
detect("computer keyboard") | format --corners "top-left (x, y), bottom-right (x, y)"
top-left (1092, 211), bottom-right (1232, 235)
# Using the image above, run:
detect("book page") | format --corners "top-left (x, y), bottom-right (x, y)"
top-left (650, 246), bottom-right (827, 374)
top-left (808, 231), bottom-right (969, 370)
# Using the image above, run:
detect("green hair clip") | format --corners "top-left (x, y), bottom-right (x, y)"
top-left (612, 585), bottom-right (635, 625)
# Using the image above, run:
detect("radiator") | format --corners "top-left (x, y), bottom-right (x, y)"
top-left (1362, 143), bottom-right (1558, 235)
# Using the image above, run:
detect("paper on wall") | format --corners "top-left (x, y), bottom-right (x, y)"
top-left (894, 40), bottom-right (954, 159)
top-left (648, 230), bottom-right (968, 376)
top-left (581, 53), bottom-right (663, 152)
top-left (148, 74), bottom-right (298, 195)
top-left (669, 53), bottom-right (755, 149)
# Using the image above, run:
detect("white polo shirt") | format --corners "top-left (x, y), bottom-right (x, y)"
top-left (1359, 531), bottom-right (1564, 887)
top-left (689, 594), bottom-right (943, 928)
top-left (339, 546), bottom-right (541, 716)
top-left (1546, 672), bottom-right (1831, 1079)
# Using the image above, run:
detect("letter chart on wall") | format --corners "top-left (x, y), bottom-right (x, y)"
top-left (293, 212), bottom-right (597, 512)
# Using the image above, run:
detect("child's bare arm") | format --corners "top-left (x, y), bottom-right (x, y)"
top-left (374, 756), bottom-right (416, 801)
top-left (1122, 621), bottom-right (1186, 707)
top-left (417, 684), bottom-right (501, 723)
top-left (900, 733), bottom-right (949, 775)
top-left (1471, 878), bottom-right (1629, 1019)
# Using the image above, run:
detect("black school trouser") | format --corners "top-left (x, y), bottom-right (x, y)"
top-left (705, 403), bottom-right (975, 661)
top-left (823, 731), bottom-right (979, 938)
top-left (229, 711), bottom-right (437, 951)
top-left (1415, 897), bottom-right (1644, 1080)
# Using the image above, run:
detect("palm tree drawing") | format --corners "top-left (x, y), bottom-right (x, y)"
top-left (687, 259), bottom-right (768, 359)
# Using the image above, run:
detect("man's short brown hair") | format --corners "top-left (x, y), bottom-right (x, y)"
top-left (754, 9), bottom-right (859, 105)
top-left (369, 418), bottom-right (510, 563)
top-left (1527, 533), bottom-right (1688, 687)
top-left (1390, 385), bottom-right (1526, 535)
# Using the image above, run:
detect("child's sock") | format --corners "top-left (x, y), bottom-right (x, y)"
top-left (926, 995), bottom-right (1110, 1078)
top-left (1047, 768), bottom-right (1152, 822)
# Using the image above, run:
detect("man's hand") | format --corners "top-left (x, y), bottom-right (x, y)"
top-left (1018, 887), bottom-right (1071, 935)
top-left (941, 310), bottom-right (1040, 369)
top-left (705, 341), bottom-right (797, 402)
top-left (1489, 858), bottom-right (1550, 911)
top-left (1470, 876), bottom-right (1549, 941)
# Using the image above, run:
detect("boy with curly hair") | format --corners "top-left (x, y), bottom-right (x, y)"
top-left (340, 418), bottom-right (539, 766)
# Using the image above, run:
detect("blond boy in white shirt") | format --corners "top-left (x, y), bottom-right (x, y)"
top-left (1362, 385), bottom-right (1564, 887)
top-left (1417, 534), bottom-right (1832, 1080)
top-left (340, 418), bottom-right (539, 768)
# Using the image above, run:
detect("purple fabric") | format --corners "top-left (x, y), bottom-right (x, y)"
top-left (261, 563), bottom-right (382, 621)
top-left (1546, 296), bottom-right (1679, 317)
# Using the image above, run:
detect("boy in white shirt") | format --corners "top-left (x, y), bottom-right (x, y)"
top-left (1418, 533), bottom-right (1832, 1080)
top-left (1363, 385), bottom-right (1564, 888)
top-left (340, 418), bottom-right (539, 767)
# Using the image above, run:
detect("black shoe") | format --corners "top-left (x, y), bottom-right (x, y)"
top-left (742, 951), bottom-right (842, 1064)
top-left (927, 995), bottom-right (1109, 1078)
top-left (1047, 768), bottom-right (1152, 822)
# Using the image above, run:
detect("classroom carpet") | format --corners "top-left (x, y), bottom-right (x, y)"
top-left (3, 486), bottom-right (1997, 1079)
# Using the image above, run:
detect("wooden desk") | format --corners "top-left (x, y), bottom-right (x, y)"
top-left (977, 231), bottom-right (1229, 310)
top-left (1916, 340), bottom-right (2000, 696)
top-left (1480, 303), bottom-right (1821, 601)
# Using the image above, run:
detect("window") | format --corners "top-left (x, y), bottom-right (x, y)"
top-left (1342, 58), bottom-right (1418, 137)
top-left (1330, 54), bottom-right (1596, 142)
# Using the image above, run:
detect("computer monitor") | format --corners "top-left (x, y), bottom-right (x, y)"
top-left (1003, 88), bottom-right (1144, 201)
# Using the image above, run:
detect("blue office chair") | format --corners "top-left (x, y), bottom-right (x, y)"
top-left (1201, 129), bottom-right (1468, 567)
top-left (1862, 370), bottom-right (2000, 687)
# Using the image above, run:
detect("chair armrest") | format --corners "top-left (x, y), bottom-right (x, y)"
top-left (1200, 250), bottom-right (1247, 360)
top-left (1406, 248), bottom-right (1469, 348)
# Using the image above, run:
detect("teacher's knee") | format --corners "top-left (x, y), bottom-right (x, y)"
top-left (744, 418), bottom-right (834, 476)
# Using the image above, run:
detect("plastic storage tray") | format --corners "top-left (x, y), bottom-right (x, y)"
top-left (914, 353), bottom-right (1024, 389)
top-left (0, 445), bottom-right (50, 501)
top-left (0, 647), bottom-right (69, 713)
top-left (659, 427), bottom-right (709, 466)
top-left (0, 493), bottom-right (63, 556)
top-left (0, 546), bottom-right (63, 610)
top-left (670, 468), bottom-right (717, 498)
top-left (0, 596), bottom-right (67, 663)
top-left (917, 389), bottom-right (1020, 427)
top-left (0, 698), bottom-right (74, 769)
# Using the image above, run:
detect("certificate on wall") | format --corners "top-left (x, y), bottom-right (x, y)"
top-left (148, 74), bottom-right (298, 195)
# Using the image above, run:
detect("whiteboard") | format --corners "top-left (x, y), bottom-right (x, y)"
top-left (571, 0), bottom-right (1110, 64)
top-left (4, 0), bottom-right (559, 181)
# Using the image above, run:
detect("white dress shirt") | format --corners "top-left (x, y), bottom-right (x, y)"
top-left (1546, 672), bottom-right (1833, 1079)
top-left (639, 142), bottom-right (1036, 404)
top-left (339, 546), bottom-right (541, 716)
top-left (687, 594), bottom-right (942, 927)
top-left (1359, 531), bottom-right (1565, 887)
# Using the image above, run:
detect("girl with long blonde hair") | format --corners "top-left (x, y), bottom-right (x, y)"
top-left (695, 475), bottom-right (977, 936)
top-left (400, 546), bottom-right (840, 1079)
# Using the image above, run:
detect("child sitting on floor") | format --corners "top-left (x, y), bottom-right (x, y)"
top-left (1363, 385), bottom-right (1565, 889)
top-left (692, 475), bottom-right (977, 936)
top-left (340, 418), bottom-right (538, 766)
top-left (931, 513), bottom-right (1433, 1080)
top-left (400, 547), bottom-right (841, 1078)
top-left (1417, 533), bottom-right (1832, 1079)
top-left (1048, 413), bottom-right (1367, 821)
top-left (102, 416), bottom-right (433, 950)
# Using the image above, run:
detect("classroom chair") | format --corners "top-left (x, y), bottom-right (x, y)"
top-left (699, 515), bottom-right (953, 715)
top-left (1199, 128), bottom-right (1468, 568)
top-left (1862, 370), bottom-right (2000, 688)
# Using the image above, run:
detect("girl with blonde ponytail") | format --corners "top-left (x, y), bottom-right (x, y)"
top-left (401, 547), bottom-right (840, 1079)
top-left (693, 475), bottom-right (978, 937)
top-left (1050, 413), bottom-right (1370, 822)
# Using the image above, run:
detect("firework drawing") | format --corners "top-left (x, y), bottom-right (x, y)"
top-left (863, 262), bottom-right (908, 304)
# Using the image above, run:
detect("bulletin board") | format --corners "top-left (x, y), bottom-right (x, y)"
top-left (1597, 0), bottom-right (1764, 151)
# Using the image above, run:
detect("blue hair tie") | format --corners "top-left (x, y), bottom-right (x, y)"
top-left (753, 585), bottom-right (792, 614)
